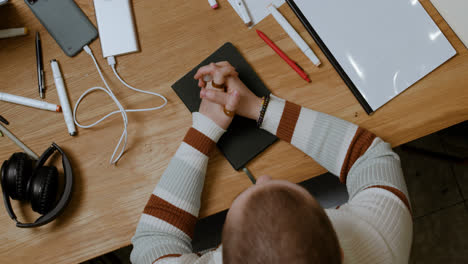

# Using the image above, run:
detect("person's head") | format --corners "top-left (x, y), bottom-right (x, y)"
top-left (222, 175), bottom-right (342, 264)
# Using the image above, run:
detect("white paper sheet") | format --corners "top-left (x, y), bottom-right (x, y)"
top-left (293, 0), bottom-right (456, 112)
top-left (228, 0), bottom-right (285, 26)
top-left (430, 0), bottom-right (468, 48)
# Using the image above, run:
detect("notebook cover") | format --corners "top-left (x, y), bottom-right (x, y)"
top-left (286, 0), bottom-right (373, 114)
top-left (171, 42), bottom-right (277, 170)
top-left (286, 0), bottom-right (455, 115)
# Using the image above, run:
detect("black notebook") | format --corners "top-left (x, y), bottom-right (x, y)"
top-left (171, 42), bottom-right (277, 170)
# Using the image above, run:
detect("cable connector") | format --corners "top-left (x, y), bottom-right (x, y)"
top-left (107, 56), bottom-right (116, 66)
top-left (83, 45), bottom-right (92, 55)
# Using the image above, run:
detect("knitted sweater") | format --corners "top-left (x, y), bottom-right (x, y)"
top-left (130, 95), bottom-right (413, 264)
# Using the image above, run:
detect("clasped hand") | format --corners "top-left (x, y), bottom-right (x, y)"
top-left (194, 62), bottom-right (263, 129)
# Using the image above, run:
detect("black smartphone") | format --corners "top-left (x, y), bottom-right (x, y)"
top-left (25, 0), bottom-right (98, 57)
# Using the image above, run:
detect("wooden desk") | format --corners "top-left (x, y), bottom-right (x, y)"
top-left (0, 0), bottom-right (467, 263)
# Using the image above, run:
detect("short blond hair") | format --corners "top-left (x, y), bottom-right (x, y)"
top-left (222, 185), bottom-right (341, 264)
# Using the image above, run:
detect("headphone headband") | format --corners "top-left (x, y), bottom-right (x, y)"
top-left (1, 161), bottom-right (18, 222)
top-left (34, 144), bottom-right (57, 170)
top-left (1, 142), bottom-right (73, 228)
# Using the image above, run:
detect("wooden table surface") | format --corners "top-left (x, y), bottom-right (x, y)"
top-left (0, 0), bottom-right (467, 263)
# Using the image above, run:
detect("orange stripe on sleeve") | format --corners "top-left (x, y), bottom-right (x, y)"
top-left (277, 101), bottom-right (301, 143)
top-left (340, 127), bottom-right (376, 183)
top-left (144, 195), bottom-right (197, 238)
top-left (183, 127), bottom-right (216, 156)
top-left (153, 254), bottom-right (182, 263)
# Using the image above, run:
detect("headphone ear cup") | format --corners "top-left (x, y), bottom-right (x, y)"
top-left (6, 153), bottom-right (33, 201)
top-left (30, 166), bottom-right (59, 215)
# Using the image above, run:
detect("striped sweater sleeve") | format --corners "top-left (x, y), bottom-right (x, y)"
top-left (130, 113), bottom-right (225, 264)
top-left (261, 95), bottom-right (412, 262)
top-left (261, 94), bottom-right (409, 203)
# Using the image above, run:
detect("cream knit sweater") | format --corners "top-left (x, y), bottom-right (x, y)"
top-left (130, 95), bottom-right (413, 264)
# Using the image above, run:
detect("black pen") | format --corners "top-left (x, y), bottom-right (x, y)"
top-left (243, 168), bottom-right (257, 184)
top-left (35, 32), bottom-right (45, 99)
top-left (0, 114), bottom-right (9, 125)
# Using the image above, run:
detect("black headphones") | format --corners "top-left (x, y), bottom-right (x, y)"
top-left (1, 143), bottom-right (73, 228)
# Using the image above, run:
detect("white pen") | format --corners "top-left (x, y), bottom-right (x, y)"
top-left (208, 0), bottom-right (218, 9)
top-left (0, 92), bottom-right (61, 112)
top-left (51, 59), bottom-right (76, 136)
top-left (268, 5), bottom-right (321, 66)
top-left (0, 27), bottom-right (28, 39)
top-left (235, 0), bottom-right (252, 27)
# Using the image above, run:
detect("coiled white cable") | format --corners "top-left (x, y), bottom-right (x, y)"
top-left (73, 45), bottom-right (167, 164)
top-left (107, 56), bottom-right (168, 112)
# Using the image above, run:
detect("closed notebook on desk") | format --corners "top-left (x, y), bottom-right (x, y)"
top-left (172, 42), bottom-right (277, 170)
top-left (286, 0), bottom-right (456, 114)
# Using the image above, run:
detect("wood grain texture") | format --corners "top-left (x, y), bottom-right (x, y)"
top-left (0, 0), bottom-right (467, 263)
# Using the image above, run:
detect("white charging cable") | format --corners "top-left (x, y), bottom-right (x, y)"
top-left (106, 56), bottom-right (167, 112)
top-left (73, 45), bottom-right (167, 164)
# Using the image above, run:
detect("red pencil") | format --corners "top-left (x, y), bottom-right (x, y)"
top-left (256, 29), bottom-right (311, 83)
